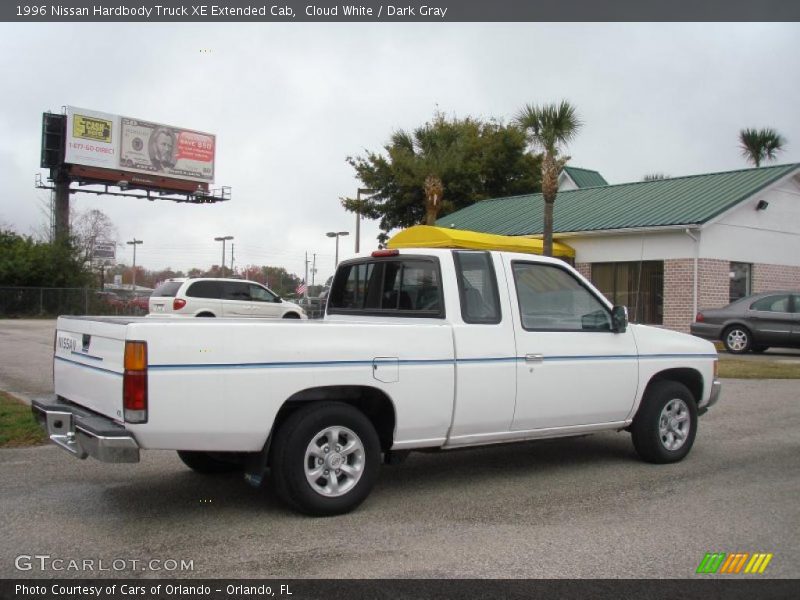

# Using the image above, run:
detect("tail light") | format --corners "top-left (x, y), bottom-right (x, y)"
top-left (173, 298), bottom-right (187, 310)
top-left (695, 312), bottom-right (704, 323)
top-left (123, 341), bottom-right (148, 423)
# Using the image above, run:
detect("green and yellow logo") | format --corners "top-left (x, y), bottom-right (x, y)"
top-left (696, 552), bottom-right (773, 574)
top-left (73, 114), bottom-right (112, 143)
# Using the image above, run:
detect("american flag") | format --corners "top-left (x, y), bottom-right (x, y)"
top-left (296, 280), bottom-right (307, 295)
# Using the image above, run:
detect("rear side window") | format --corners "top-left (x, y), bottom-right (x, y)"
top-left (186, 281), bottom-right (222, 299)
top-left (223, 281), bottom-right (250, 301)
top-left (453, 251), bottom-right (501, 324)
top-left (152, 281), bottom-right (182, 297)
top-left (750, 295), bottom-right (790, 312)
top-left (328, 258), bottom-right (443, 317)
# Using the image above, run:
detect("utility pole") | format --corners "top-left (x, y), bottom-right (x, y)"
top-left (304, 252), bottom-right (310, 300)
top-left (126, 238), bottom-right (143, 291)
top-left (214, 235), bottom-right (233, 277)
top-left (311, 253), bottom-right (317, 287)
top-left (230, 243), bottom-right (235, 275)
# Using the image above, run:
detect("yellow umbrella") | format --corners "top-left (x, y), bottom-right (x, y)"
top-left (387, 225), bottom-right (575, 258)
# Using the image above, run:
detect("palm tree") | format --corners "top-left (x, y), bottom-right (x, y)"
top-left (515, 101), bottom-right (582, 257)
top-left (391, 117), bottom-right (460, 226)
top-left (739, 128), bottom-right (786, 168)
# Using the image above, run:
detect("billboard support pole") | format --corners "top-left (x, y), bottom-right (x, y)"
top-left (53, 169), bottom-right (71, 242)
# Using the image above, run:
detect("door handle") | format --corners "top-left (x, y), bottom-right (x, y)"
top-left (525, 354), bottom-right (544, 364)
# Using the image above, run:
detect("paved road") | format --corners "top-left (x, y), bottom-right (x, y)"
top-left (0, 319), bottom-right (56, 402)
top-left (1, 320), bottom-right (798, 579)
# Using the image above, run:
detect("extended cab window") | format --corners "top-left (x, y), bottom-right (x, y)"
top-left (329, 257), bottom-right (443, 317)
top-left (512, 262), bottom-right (611, 331)
top-left (453, 251), bottom-right (501, 324)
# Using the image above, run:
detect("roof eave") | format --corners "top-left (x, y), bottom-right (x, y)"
top-left (550, 224), bottom-right (704, 239)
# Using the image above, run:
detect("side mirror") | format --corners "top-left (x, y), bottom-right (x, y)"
top-left (611, 305), bottom-right (628, 333)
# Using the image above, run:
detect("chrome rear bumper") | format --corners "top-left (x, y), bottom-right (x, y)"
top-left (32, 397), bottom-right (140, 463)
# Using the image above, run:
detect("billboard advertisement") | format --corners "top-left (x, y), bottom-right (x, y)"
top-left (92, 241), bottom-right (117, 265)
top-left (64, 107), bottom-right (215, 184)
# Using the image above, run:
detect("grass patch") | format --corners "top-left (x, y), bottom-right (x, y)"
top-left (0, 391), bottom-right (48, 447)
top-left (719, 360), bottom-right (800, 379)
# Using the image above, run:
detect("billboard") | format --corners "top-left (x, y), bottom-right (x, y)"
top-left (91, 241), bottom-right (117, 266)
top-left (64, 107), bottom-right (215, 184)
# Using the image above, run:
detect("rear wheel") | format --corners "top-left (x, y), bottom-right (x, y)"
top-left (722, 325), bottom-right (751, 354)
top-left (282, 312), bottom-right (301, 319)
top-left (631, 381), bottom-right (697, 464)
top-left (270, 402), bottom-right (380, 516)
top-left (196, 312), bottom-right (216, 318)
top-left (177, 451), bottom-right (242, 473)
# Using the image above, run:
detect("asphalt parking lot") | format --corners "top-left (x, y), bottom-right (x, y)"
top-left (0, 320), bottom-right (798, 579)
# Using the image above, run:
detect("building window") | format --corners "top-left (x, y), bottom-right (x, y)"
top-left (591, 261), bottom-right (663, 325)
top-left (729, 262), bottom-right (751, 303)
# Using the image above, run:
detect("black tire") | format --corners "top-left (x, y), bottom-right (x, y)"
top-left (631, 381), bottom-right (698, 464)
top-left (270, 402), bottom-right (381, 516)
top-left (722, 325), bottom-right (751, 354)
top-left (196, 313), bottom-right (216, 318)
top-left (751, 345), bottom-right (768, 354)
top-left (177, 450), bottom-right (242, 474)
top-left (282, 312), bottom-right (301, 319)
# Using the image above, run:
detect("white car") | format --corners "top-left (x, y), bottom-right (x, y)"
top-left (148, 278), bottom-right (306, 319)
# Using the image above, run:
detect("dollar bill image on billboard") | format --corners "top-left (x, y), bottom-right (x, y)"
top-left (120, 117), bottom-right (215, 182)
top-left (64, 106), bottom-right (215, 184)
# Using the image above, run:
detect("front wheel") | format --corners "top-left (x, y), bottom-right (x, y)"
top-left (270, 402), bottom-right (381, 516)
top-left (723, 325), bottom-right (751, 354)
top-left (631, 381), bottom-right (698, 464)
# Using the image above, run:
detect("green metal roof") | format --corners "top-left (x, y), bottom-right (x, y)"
top-left (438, 163), bottom-right (800, 236)
top-left (562, 166), bottom-right (608, 188)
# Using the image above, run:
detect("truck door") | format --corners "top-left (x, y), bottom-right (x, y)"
top-left (447, 251), bottom-right (518, 440)
top-left (505, 259), bottom-right (638, 431)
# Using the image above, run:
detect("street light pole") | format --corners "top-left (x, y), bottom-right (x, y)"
top-left (214, 235), bottom-right (234, 276)
top-left (355, 188), bottom-right (376, 254)
top-left (126, 238), bottom-right (143, 291)
top-left (326, 231), bottom-right (349, 268)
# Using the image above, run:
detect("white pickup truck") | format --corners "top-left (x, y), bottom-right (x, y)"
top-left (34, 246), bottom-right (721, 515)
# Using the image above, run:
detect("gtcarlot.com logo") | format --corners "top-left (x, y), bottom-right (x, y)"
top-left (696, 552), bottom-right (773, 574)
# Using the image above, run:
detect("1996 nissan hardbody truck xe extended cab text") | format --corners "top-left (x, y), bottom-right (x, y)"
top-left (35, 246), bottom-right (721, 515)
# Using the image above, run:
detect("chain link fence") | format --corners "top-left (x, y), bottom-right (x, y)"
top-left (0, 287), bottom-right (147, 318)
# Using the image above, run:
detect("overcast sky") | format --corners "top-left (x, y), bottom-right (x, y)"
top-left (1, 22), bottom-right (798, 284)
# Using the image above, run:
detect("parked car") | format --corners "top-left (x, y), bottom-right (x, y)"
top-left (690, 291), bottom-right (800, 354)
top-left (148, 278), bottom-right (306, 319)
top-left (94, 291), bottom-right (125, 311)
top-left (128, 295), bottom-right (151, 313)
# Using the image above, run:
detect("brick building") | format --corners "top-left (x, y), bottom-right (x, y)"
top-left (438, 164), bottom-right (800, 332)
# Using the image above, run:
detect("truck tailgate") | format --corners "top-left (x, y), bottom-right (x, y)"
top-left (54, 316), bottom-right (132, 421)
